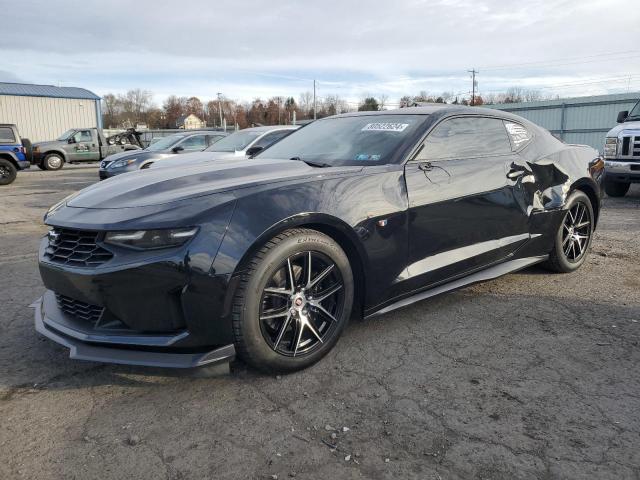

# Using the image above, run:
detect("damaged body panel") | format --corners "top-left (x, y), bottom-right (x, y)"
top-left (35, 106), bottom-right (603, 369)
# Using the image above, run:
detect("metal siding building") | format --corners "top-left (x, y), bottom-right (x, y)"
top-left (0, 82), bottom-right (101, 142)
top-left (487, 92), bottom-right (640, 151)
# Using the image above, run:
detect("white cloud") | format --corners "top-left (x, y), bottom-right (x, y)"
top-left (2, 0), bottom-right (639, 104)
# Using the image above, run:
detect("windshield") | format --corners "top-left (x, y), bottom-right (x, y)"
top-left (145, 134), bottom-right (186, 151)
top-left (205, 130), bottom-right (262, 152)
top-left (56, 129), bottom-right (76, 141)
top-left (628, 100), bottom-right (640, 119)
top-left (257, 114), bottom-right (428, 166)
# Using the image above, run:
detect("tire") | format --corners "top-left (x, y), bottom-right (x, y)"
top-left (21, 138), bottom-right (33, 163)
top-left (43, 153), bottom-right (64, 171)
top-left (0, 159), bottom-right (17, 185)
top-left (604, 180), bottom-right (630, 198)
top-left (232, 228), bottom-right (354, 373)
top-left (543, 190), bottom-right (594, 273)
top-left (37, 162), bottom-right (47, 171)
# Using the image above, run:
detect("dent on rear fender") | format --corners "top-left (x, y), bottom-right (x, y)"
top-left (511, 159), bottom-right (571, 216)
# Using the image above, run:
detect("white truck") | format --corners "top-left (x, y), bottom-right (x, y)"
top-left (603, 100), bottom-right (640, 197)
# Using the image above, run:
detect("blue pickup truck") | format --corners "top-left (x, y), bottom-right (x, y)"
top-left (0, 124), bottom-right (30, 185)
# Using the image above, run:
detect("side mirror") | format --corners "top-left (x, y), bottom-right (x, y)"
top-left (172, 145), bottom-right (184, 153)
top-left (617, 110), bottom-right (629, 123)
top-left (67, 137), bottom-right (76, 144)
top-left (246, 146), bottom-right (264, 157)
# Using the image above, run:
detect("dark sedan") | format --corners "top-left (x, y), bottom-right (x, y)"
top-left (36, 106), bottom-right (604, 372)
top-left (98, 131), bottom-right (227, 179)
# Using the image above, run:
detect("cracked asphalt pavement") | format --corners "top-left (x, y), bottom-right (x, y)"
top-left (1, 165), bottom-right (639, 480)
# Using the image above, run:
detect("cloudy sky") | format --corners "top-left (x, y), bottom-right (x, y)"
top-left (2, 0), bottom-right (640, 106)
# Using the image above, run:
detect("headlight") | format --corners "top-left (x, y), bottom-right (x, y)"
top-left (109, 158), bottom-right (137, 169)
top-left (604, 137), bottom-right (617, 159)
top-left (104, 227), bottom-right (198, 250)
top-left (45, 191), bottom-right (80, 219)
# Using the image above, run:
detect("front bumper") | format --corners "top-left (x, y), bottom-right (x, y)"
top-left (34, 291), bottom-right (235, 368)
top-left (605, 160), bottom-right (640, 183)
top-left (98, 168), bottom-right (122, 179)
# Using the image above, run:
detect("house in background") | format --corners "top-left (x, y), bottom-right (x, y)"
top-left (177, 114), bottom-right (206, 129)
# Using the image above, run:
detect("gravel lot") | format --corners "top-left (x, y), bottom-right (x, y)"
top-left (1, 165), bottom-right (639, 480)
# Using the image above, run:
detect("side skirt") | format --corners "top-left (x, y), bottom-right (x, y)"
top-left (367, 255), bottom-right (547, 318)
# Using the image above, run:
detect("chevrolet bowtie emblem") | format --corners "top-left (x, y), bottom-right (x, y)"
top-left (48, 230), bottom-right (60, 244)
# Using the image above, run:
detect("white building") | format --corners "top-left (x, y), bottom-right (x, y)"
top-left (0, 82), bottom-right (101, 142)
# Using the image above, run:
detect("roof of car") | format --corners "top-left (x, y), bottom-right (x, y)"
top-left (336, 105), bottom-right (492, 117)
top-left (242, 125), bottom-right (300, 132)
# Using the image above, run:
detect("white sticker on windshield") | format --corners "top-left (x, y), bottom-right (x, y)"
top-left (361, 123), bottom-right (409, 132)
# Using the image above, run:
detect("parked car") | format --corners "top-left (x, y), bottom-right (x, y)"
top-left (98, 131), bottom-right (228, 179)
top-left (31, 128), bottom-right (143, 171)
top-left (35, 106), bottom-right (603, 372)
top-left (149, 125), bottom-right (299, 170)
top-left (0, 123), bottom-right (30, 185)
top-left (603, 99), bottom-right (640, 197)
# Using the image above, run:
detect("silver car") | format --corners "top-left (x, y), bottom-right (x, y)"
top-left (149, 125), bottom-right (299, 170)
top-left (99, 131), bottom-right (228, 179)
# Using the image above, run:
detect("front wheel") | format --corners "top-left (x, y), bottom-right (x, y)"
top-left (232, 229), bottom-right (354, 373)
top-left (44, 153), bottom-right (64, 171)
top-left (604, 180), bottom-right (630, 198)
top-left (543, 190), bottom-right (594, 273)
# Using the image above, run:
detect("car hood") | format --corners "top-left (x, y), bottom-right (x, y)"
top-left (68, 158), bottom-right (363, 208)
top-left (33, 140), bottom-right (64, 149)
top-left (103, 150), bottom-right (168, 163)
top-left (149, 151), bottom-right (240, 169)
top-left (606, 120), bottom-right (640, 137)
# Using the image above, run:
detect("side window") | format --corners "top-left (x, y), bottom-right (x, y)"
top-left (253, 130), bottom-right (293, 149)
top-left (416, 117), bottom-right (512, 161)
top-left (73, 130), bottom-right (93, 142)
top-left (207, 135), bottom-right (225, 146)
top-left (504, 122), bottom-right (532, 150)
top-left (179, 135), bottom-right (207, 151)
top-left (0, 127), bottom-right (16, 143)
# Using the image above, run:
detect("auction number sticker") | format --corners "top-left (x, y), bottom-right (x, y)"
top-left (361, 123), bottom-right (409, 132)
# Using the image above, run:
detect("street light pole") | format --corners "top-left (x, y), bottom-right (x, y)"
top-left (217, 92), bottom-right (224, 129)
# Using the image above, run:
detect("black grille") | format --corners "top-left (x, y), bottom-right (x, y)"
top-left (56, 293), bottom-right (105, 324)
top-left (44, 228), bottom-right (113, 267)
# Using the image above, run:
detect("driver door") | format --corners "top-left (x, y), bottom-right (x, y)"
top-left (404, 116), bottom-right (530, 289)
top-left (68, 130), bottom-right (100, 162)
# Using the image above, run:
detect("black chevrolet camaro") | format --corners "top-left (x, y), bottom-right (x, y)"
top-left (36, 106), bottom-right (604, 372)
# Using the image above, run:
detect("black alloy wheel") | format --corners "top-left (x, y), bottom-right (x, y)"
top-left (232, 228), bottom-right (353, 373)
top-left (544, 190), bottom-right (594, 273)
top-left (259, 250), bottom-right (345, 357)
top-left (561, 201), bottom-right (591, 263)
top-left (0, 159), bottom-right (17, 185)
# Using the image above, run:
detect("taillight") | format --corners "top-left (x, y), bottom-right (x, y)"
top-left (20, 146), bottom-right (25, 154)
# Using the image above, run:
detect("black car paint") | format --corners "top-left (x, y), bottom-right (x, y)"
top-left (36, 106), bottom-right (604, 367)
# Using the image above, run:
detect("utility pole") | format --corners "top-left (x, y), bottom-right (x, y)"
top-left (313, 80), bottom-right (317, 120)
top-left (468, 69), bottom-right (478, 106)
top-left (217, 92), bottom-right (224, 129)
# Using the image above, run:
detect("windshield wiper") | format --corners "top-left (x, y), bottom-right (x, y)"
top-left (290, 157), bottom-right (331, 168)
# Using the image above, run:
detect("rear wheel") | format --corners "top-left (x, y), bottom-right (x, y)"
top-left (543, 190), bottom-right (593, 273)
top-left (0, 159), bottom-right (17, 185)
top-left (604, 180), bottom-right (630, 197)
top-left (232, 229), bottom-right (353, 373)
top-left (44, 153), bottom-right (64, 171)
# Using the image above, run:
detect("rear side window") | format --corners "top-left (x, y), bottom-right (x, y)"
top-left (416, 117), bottom-right (512, 160)
top-left (0, 127), bottom-right (16, 143)
top-left (504, 122), bottom-right (532, 150)
top-left (253, 130), bottom-right (294, 149)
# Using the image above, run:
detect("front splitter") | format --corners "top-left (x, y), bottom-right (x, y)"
top-left (32, 297), bottom-right (235, 369)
